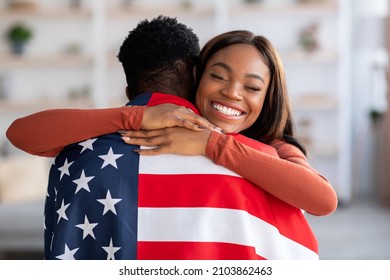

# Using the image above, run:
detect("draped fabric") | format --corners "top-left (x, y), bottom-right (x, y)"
top-left (44, 93), bottom-right (318, 260)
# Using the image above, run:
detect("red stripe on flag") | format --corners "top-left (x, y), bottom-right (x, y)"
top-left (137, 241), bottom-right (265, 260)
top-left (139, 174), bottom-right (275, 223)
top-left (138, 174), bottom-right (318, 253)
top-left (266, 195), bottom-right (318, 252)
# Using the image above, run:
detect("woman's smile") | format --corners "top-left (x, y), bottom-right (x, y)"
top-left (211, 101), bottom-right (245, 117)
top-left (196, 43), bottom-right (270, 133)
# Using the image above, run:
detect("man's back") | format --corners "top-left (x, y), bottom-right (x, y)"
top-left (45, 132), bottom-right (139, 259)
top-left (44, 93), bottom-right (318, 260)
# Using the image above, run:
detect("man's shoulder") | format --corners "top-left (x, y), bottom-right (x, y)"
top-left (127, 92), bottom-right (199, 114)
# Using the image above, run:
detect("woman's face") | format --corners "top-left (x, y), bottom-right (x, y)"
top-left (196, 44), bottom-right (270, 133)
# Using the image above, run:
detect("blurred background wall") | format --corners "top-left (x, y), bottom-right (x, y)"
top-left (0, 0), bottom-right (389, 259)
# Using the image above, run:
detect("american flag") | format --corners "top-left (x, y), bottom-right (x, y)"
top-left (44, 93), bottom-right (319, 260)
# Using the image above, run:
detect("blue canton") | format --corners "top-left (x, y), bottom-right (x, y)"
top-left (44, 93), bottom-right (152, 260)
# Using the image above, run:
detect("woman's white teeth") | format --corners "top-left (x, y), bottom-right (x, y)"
top-left (212, 103), bottom-right (242, 116)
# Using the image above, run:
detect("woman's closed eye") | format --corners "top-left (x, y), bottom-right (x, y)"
top-left (210, 72), bottom-right (227, 81)
top-left (244, 84), bottom-right (261, 92)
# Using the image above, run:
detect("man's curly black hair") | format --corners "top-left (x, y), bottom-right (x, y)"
top-left (118, 15), bottom-right (200, 101)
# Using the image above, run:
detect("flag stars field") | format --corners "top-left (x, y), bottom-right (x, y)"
top-left (56, 199), bottom-right (70, 223)
top-left (78, 138), bottom-right (97, 153)
top-left (76, 215), bottom-right (98, 239)
top-left (72, 170), bottom-right (95, 194)
top-left (58, 158), bottom-right (73, 180)
top-left (98, 147), bottom-right (123, 169)
top-left (56, 244), bottom-right (79, 260)
top-left (97, 190), bottom-right (122, 215)
top-left (102, 238), bottom-right (121, 260)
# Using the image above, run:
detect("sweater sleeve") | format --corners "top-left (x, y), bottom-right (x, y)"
top-left (205, 132), bottom-right (338, 216)
top-left (6, 106), bottom-right (145, 157)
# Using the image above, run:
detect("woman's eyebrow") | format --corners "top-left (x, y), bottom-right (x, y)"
top-left (212, 62), bottom-right (265, 84)
top-left (211, 62), bottom-right (231, 72)
top-left (246, 73), bottom-right (265, 84)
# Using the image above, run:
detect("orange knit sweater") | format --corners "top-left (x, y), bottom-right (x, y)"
top-left (6, 105), bottom-right (337, 216)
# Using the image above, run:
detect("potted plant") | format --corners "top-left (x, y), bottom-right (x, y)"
top-left (5, 22), bottom-right (33, 55)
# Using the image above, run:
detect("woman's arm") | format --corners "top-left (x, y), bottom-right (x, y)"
top-left (6, 104), bottom-right (215, 157)
top-left (6, 106), bottom-right (145, 157)
top-left (122, 128), bottom-right (337, 216)
top-left (207, 132), bottom-right (338, 216)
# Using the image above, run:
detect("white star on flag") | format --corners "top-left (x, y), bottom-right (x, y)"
top-left (73, 170), bottom-right (95, 194)
top-left (97, 190), bottom-right (122, 215)
top-left (78, 138), bottom-right (97, 154)
top-left (102, 238), bottom-right (121, 260)
top-left (56, 244), bottom-right (79, 260)
top-left (56, 199), bottom-right (70, 223)
top-left (75, 215), bottom-right (98, 240)
top-left (58, 158), bottom-right (73, 180)
top-left (98, 147), bottom-right (123, 169)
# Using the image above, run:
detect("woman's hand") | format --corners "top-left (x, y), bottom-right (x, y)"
top-left (120, 127), bottom-right (212, 156)
top-left (140, 104), bottom-right (219, 132)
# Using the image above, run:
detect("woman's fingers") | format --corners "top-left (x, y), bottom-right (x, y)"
top-left (175, 116), bottom-right (204, 131)
top-left (142, 104), bottom-right (221, 132)
top-left (121, 135), bottom-right (165, 147)
top-left (120, 129), bottom-right (163, 138)
top-left (119, 127), bottom-right (210, 156)
top-left (183, 114), bottom-right (214, 131)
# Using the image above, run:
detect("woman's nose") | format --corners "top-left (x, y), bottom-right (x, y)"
top-left (221, 83), bottom-right (242, 101)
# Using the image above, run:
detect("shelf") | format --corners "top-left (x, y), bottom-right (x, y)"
top-left (0, 54), bottom-right (93, 68)
top-left (282, 50), bottom-right (338, 64)
top-left (0, 8), bottom-right (92, 20)
top-left (231, 1), bottom-right (338, 16)
top-left (293, 95), bottom-right (338, 111)
top-left (0, 99), bottom-right (95, 113)
top-left (107, 5), bottom-right (213, 19)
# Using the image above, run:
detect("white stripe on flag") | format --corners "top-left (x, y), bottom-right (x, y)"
top-left (139, 152), bottom-right (240, 176)
top-left (137, 207), bottom-right (319, 260)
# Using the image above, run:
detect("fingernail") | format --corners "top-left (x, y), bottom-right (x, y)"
top-left (117, 130), bottom-right (128, 134)
top-left (121, 136), bottom-right (131, 142)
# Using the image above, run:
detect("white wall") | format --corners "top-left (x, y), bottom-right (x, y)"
top-left (350, 0), bottom-right (389, 198)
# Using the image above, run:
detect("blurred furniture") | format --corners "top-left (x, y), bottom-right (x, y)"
top-left (0, 155), bottom-right (49, 258)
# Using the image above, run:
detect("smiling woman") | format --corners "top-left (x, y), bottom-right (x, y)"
top-left (193, 30), bottom-right (291, 145)
top-left (195, 44), bottom-right (268, 134)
